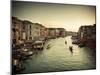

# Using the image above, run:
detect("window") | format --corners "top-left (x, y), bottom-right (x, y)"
top-left (23, 26), bottom-right (25, 29)
top-left (30, 31), bottom-right (31, 35)
top-left (36, 27), bottom-right (38, 29)
top-left (30, 25), bottom-right (31, 29)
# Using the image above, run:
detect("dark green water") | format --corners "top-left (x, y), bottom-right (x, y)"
top-left (20, 36), bottom-right (96, 74)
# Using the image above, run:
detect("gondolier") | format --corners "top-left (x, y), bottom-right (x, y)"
top-left (69, 46), bottom-right (73, 53)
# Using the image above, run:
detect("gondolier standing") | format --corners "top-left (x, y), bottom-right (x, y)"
top-left (69, 46), bottom-right (73, 54)
top-left (65, 41), bottom-right (67, 45)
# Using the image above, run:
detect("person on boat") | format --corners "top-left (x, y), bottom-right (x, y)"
top-left (65, 41), bottom-right (67, 44)
top-left (69, 46), bottom-right (73, 53)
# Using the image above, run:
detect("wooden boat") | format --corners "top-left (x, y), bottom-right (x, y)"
top-left (78, 43), bottom-right (85, 47)
top-left (12, 59), bottom-right (25, 73)
top-left (46, 44), bottom-right (51, 49)
top-left (32, 41), bottom-right (44, 50)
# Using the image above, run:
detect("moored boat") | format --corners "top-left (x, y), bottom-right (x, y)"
top-left (32, 40), bottom-right (45, 50)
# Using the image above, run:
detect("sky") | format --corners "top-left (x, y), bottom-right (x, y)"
top-left (12, 1), bottom-right (96, 32)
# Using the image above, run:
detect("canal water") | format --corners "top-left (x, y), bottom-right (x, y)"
top-left (20, 36), bottom-right (96, 74)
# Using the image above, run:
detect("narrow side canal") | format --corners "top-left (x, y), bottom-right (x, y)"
top-left (20, 36), bottom-right (96, 74)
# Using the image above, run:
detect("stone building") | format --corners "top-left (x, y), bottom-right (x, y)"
top-left (32, 23), bottom-right (45, 41)
top-left (47, 28), bottom-right (56, 39)
top-left (40, 26), bottom-right (48, 41)
top-left (12, 17), bottom-right (23, 45)
top-left (56, 28), bottom-right (66, 37)
top-left (78, 24), bottom-right (96, 49)
top-left (12, 16), bottom-right (67, 45)
top-left (47, 28), bottom-right (66, 39)
top-left (23, 20), bottom-right (33, 41)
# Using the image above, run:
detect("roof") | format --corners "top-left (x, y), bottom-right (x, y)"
top-left (12, 16), bottom-right (22, 22)
top-left (23, 20), bottom-right (33, 24)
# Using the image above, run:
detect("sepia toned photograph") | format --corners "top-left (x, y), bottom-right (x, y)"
top-left (11, 1), bottom-right (96, 74)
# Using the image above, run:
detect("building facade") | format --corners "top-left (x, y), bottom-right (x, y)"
top-left (47, 28), bottom-right (66, 39)
top-left (78, 24), bottom-right (96, 49)
top-left (12, 17), bottom-right (67, 45)
top-left (12, 17), bottom-right (23, 45)
top-left (23, 20), bottom-right (33, 41)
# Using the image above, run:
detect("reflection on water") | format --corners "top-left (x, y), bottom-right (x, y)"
top-left (20, 36), bottom-right (96, 74)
